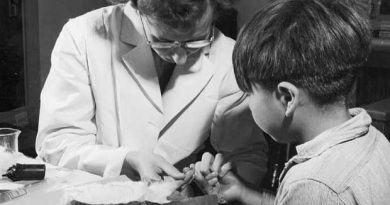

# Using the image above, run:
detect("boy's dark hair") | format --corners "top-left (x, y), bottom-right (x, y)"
top-left (129, 0), bottom-right (234, 29)
top-left (233, 0), bottom-right (371, 105)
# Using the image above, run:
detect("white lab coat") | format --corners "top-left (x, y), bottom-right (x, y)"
top-left (36, 4), bottom-right (267, 185)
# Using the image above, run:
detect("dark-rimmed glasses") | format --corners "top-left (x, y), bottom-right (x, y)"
top-left (139, 13), bottom-right (215, 50)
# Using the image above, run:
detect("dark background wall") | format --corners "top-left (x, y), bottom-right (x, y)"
top-left (37, 0), bottom-right (109, 87)
top-left (0, 0), bottom-right (25, 112)
top-left (234, 0), bottom-right (273, 29)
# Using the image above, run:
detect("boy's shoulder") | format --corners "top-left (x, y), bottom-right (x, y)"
top-left (282, 127), bottom-right (390, 194)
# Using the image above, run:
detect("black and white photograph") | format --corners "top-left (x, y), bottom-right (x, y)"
top-left (0, 0), bottom-right (390, 204)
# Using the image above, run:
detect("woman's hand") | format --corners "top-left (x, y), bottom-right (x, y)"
top-left (124, 151), bottom-right (184, 183)
top-left (176, 165), bottom-right (196, 191)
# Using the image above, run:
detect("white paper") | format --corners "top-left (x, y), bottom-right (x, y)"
top-left (0, 182), bottom-right (24, 190)
top-left (61, 176), bottom-right (180, 205)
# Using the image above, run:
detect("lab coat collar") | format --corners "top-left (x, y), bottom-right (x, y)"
top-left (121, 3), bottom-right (143, 46)
top-left (121, 42), bottom-right (163, 113)
top-left (121, 45), bottom-right (215, 131)
top-left (120, 4), bottom-right (163, 112)
top-left (120, 3), bottom-right (215, 132)
top-left (160, 53), bottom-right (214, 136)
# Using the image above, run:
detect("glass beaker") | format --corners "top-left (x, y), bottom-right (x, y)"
top-left (0, 128), bottom-right (21, 153)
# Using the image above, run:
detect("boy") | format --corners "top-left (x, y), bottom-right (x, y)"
top-left (195, 0), bottom-right (390, 204)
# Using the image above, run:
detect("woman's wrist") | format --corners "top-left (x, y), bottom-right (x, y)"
top-left (125, 151), bottom-right (140, 168)
top-left (122, 151), bottom-right (142, 180)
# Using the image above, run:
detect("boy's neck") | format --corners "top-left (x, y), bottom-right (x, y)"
top-left (296, 105), bottom-right (351, 144)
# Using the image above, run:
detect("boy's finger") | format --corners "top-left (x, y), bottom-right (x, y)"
top-left (205, 172), bottom-right (218, 180)
top-left (208, 177), bottom-right (218, 186)
top-left (211, 153), bottom-right (224, 173)
top-left (201, 152), bottom-right (214, 176)
top-left (219, 162), bottom-right (232, 178)
top-left (194, 161), bottom-right (205, 181)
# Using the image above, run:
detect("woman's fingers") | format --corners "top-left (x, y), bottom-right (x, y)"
top-left (183, 169), bottom-right (195, 183)
top-left (140, 169), bottom-right (163, 185)
top-left (158, 158), bottom-right (185, 179)
top-left (176, 168), bottom-right (195, 191)
top-left (183, 167), bottom-right (190, 173)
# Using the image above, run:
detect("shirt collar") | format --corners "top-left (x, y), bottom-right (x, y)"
top-left (278, 108), bottom-right (372, 184)
top-left (295, 108), bottom-right (371, 159)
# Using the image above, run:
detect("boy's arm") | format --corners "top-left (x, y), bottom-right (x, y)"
top-left (240, 188), bottom-right (276, 205)
top-left (211, 69), bottom-right (268, 188)
top-left (277, 180), bottom-right (344, 205)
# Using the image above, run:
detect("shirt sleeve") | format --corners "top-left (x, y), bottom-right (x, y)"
top-left (210, 66), bottom-right (268, 188)
top-left (277, 179), bottom-right (345, 205)
top-left (35, 20), bottom-right (130, 178)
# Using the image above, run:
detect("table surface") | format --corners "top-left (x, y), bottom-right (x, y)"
top-left (1, 154), bottom-right (102, 205)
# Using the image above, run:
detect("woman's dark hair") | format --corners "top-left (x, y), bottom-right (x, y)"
top-left (107, 0), bottom-right (234, 29)
top-left (233, 0), bottom-right (371, 105)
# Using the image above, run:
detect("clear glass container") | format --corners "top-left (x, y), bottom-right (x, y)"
top-left (0, 128), bottom-right (21, 152)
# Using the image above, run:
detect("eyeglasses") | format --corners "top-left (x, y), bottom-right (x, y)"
top-left (139, 14), bottom-right (215, 50)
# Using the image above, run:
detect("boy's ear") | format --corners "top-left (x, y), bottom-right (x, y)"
top-left (276, 82), bottom-right (299, 117)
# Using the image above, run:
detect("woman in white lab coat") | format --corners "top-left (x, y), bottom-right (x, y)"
top-left (36, 0), bottom-right (268, 188)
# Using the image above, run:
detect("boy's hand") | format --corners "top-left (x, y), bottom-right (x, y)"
top-left (194, 156), bottom-right (254, 203)
top-left (194, 152), bottom-right (247, 203)
top-left (204, 162), bottom-right (245, 202)
top-left (217, 167), bottom-right (246, 202)
top-left (193, 152), bottom-right (224, 194)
